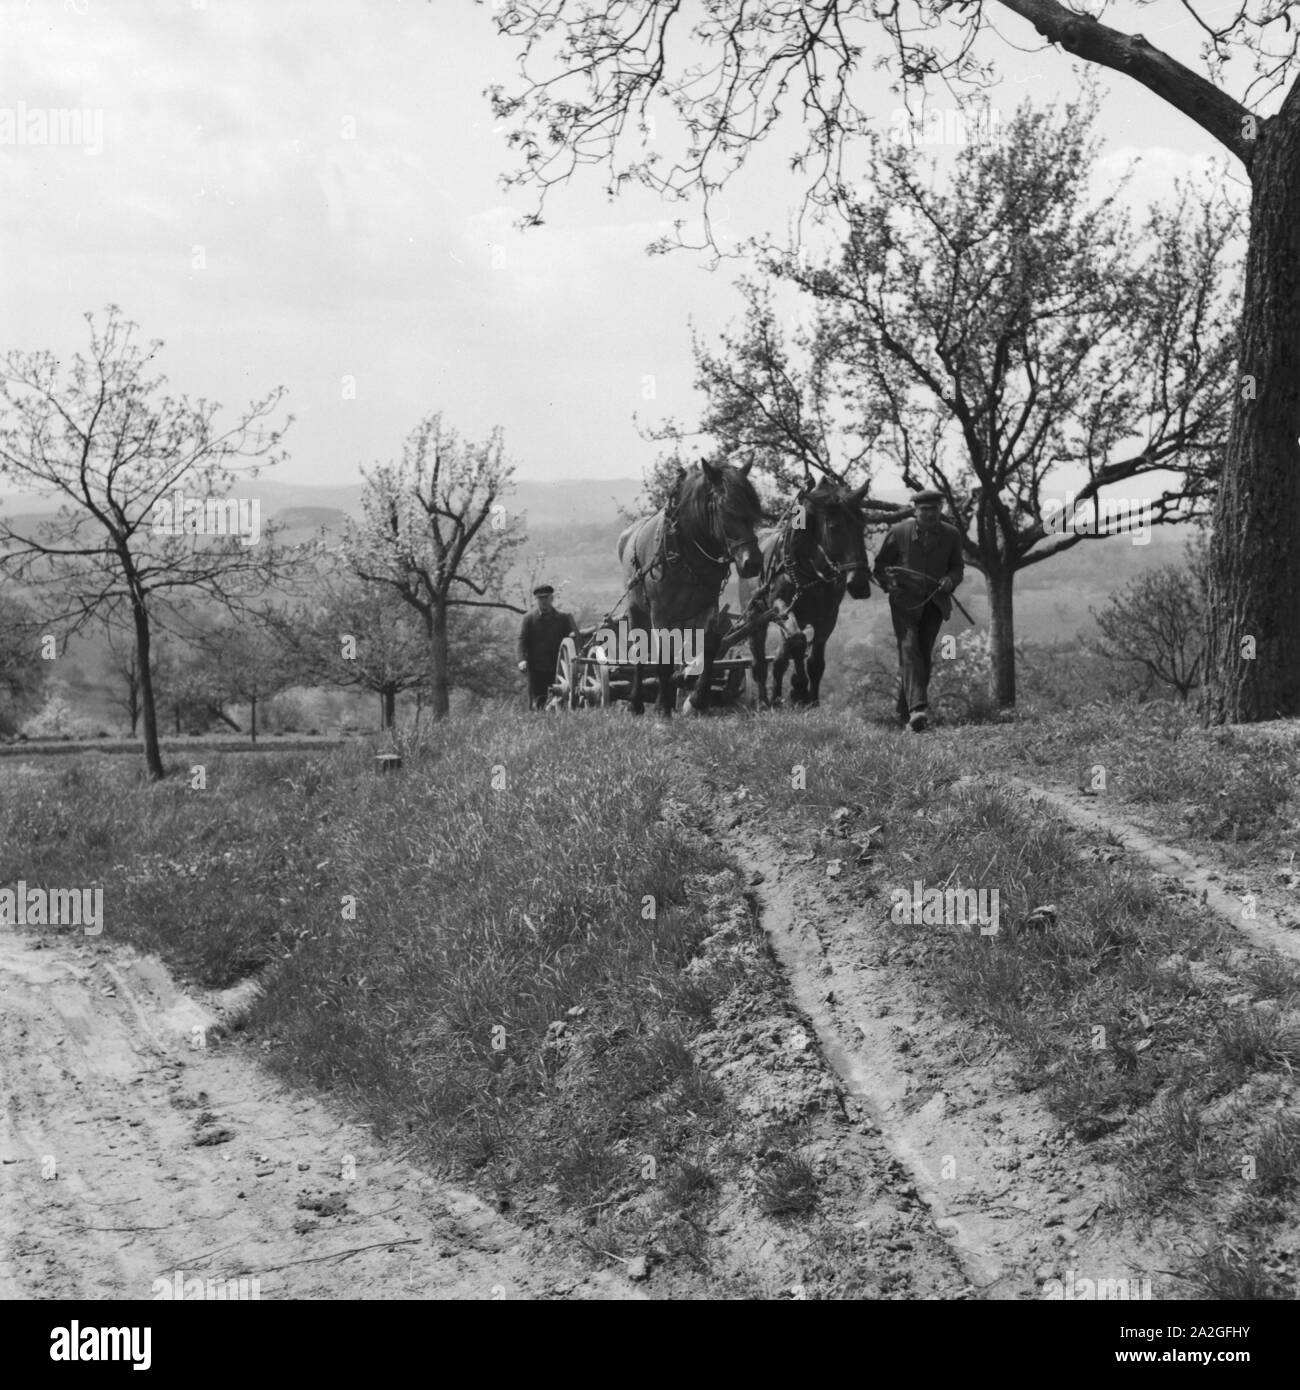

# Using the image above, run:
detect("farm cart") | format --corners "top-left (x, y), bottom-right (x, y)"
top-left (548, 608), bottom-right (764, 712)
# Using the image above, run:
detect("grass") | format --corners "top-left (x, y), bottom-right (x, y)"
top-left (5, 691), bottom-right (1298, 1296)
top-left (659, 708), bottom-right (1300, 1289)
top-left (960, 700), bottom-right (1300, 862)
top-left (0, 713), bottom-right (774, 1279)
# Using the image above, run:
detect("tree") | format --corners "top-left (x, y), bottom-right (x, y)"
top-left (0, 594), bottom-right (48, 735)
top-left (488, 0), bottom-right (1300, 724)
top-left (188, 608), bottom-right (302, 743)
top-left (0, 306), bottom-right (294, 777)
top-left (150, 627), bottom-right (225, 736)
top-left (102, 618), bottom-right (157, 737)
top-left (295, 577), bottom-right (431, 730)
top-left (678, 94), bottom-right (1237, 704)
top-left (341, 414), bottom-right (526, 721)
top-left (1091, 532), bottom-right (1210, 702)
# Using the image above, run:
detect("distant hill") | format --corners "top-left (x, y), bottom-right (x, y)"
top-left (0, 476), bottom-right (645, 536)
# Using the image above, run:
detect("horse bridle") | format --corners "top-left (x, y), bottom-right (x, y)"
top-left (660, 488), bottom-right (757, 592)
top-left (776, 501), bottom-right (870, 589)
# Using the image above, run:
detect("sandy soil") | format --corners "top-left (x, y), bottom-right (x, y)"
top-left (0, 927), bottom-right (638, 1301)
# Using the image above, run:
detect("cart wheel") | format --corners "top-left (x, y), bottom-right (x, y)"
top-left (553, 638), bottom-right (579, 710)
top-left (714, 662), bottom-right (755, 709)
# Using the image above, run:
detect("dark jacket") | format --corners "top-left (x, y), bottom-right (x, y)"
top-left (519, 606), bottom-right (578, 669)
top-left (874, 519), bottom-right (965, 620)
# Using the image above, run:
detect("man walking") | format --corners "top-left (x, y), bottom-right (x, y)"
top-left (874, 490), bottom-right (964, 732)
top-left (518, 584), bottom-right (578, 710)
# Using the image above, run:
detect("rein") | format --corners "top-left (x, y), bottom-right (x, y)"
top-left (884, 564), bottom-right (974, 623)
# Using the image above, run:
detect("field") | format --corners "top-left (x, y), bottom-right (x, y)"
top-left (3, 693), bottom-right (1298, 1300)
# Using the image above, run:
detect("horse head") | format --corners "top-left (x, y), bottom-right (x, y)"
top-left (696, 457), bottom-right (764, 579)
top-left (799, 478), bottom-right (872, 598)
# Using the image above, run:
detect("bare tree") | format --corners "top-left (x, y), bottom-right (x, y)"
top-left (101, 619), bottom-right (156, 737)
top-left (0, 593), bottom-right (48, 735)
top-left (294, 577), bottom-right (430, 731)
top-left (674, 94), bottom-right (1237, 704)
top-left (341, 414), bottom-right (526, 721)
top-left (488, 0), bottom-right (1300, 724)
top-left (0, 306), bottom-right (294, 777)
top-left (1090, 534), bottom-right (1211, 702)
top-left (187, 607), bottom-right (302, 743)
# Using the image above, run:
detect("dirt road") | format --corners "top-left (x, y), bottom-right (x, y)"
top-left (0, 927), bottom-right (638, 1301)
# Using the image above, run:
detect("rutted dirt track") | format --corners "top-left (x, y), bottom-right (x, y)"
top-left (714, 812), bottom-right (1177, 1298)
top-left (0, 928), bottom-right (639, 1300)
top-left (997, 774), bottom-right (1300, 965)
top-left (5, 749), bottom-right (1294, 1300)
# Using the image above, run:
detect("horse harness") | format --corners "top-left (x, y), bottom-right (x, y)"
top-left (746, 501), bottom-right (870, 640)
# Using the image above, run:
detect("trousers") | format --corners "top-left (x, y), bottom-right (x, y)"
top-left (527, 668), bottom-right (553, 710)
top-left (890, 599), bottom-right (944, 715)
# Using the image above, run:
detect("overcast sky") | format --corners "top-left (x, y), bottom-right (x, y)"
top-left (1, 1), bottom-right (1254, 493)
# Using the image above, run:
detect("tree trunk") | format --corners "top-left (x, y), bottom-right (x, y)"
top-left (381, 689), bottom-right (396, 730)
top-left (250, 692), bottom-right (258, 744)
top-left (987, 566), bottom-right (1016, 708)
top-left (1204, 89), bottom-right (1300, 723)
top-left (207, 702), bottom-right (241, 732)
top-left (128, 661), bottom-right (140, 737)
top-left (427, 603), bottom-right (451, 721)
top-left (132, 595), bottom-right (165, 781)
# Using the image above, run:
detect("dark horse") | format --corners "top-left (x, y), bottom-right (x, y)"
top-left (617, 460), bottom-right (764, 717)
top-left (739, 478), bottom-right (872, 707)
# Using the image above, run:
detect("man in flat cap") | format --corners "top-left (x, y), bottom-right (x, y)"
top-left (874, 490), bottom-right (965, 732)
top-left (518, 585), bottom-right (578, 710)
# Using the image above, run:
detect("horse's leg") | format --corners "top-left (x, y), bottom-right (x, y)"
top-left (807, 602), bottom-right (841, 708)
top-left (653, 625), bottom-right (676, 718)
top-left (771, 639), bottom-right (790, 707)
top-left (789, 632), bottom-right (811, 705)
top-left (750, 623), bottom-right (771, 708)
top-left (627, 601), bottom-right (647, 715)
top-left (687, 625), bottom-right (723, 715)
top-left (807, 636), bottom-right (827, 708)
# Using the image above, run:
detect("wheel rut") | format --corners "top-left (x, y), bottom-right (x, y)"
top-left (712, 810), bottom-right (1180, 1300)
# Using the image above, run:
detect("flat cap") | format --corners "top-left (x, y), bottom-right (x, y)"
top-left (911, 489), bottom-right (943, 506)
top-left (533, 584), bottom-right (555, 596)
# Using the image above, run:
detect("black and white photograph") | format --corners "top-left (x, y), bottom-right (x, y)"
top-left (1, 0), bottom-right (1297, 1341)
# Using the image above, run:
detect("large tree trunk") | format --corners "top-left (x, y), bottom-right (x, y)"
top-left (1204, 89), bottom-right (1300, 723)
top-left (986, 565), bottom-right (1016, 709)
top-left (132, 594), bottom-right (165, 781)
top-left (381, 689), bottom-right (396, 730)
top-left (427, 604), bottom-right (451, 721)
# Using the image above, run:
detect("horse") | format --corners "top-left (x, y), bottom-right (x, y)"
top-left (616, 459), bottom-right (765, 717)
top-left (739, 478), bottom-right (872, 708)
